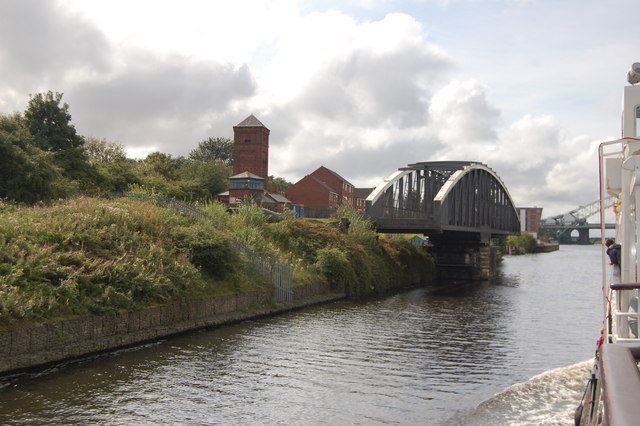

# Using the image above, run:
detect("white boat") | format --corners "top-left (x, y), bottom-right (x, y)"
top-left (575, 63), bottom-right (640, 425)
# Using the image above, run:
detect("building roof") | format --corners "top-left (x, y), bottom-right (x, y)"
top-left (235, 114), bottom-right (267, 128)
top-left (355, 188), bottom-right (374, 199)
top-left (315, 165), bottom-right (353, 186)
top-left (268, 192), bottom-right (291, 203)
top-left (309, 175), bottom-right (338, 194)
top-left (257, 191), bottom-right (291, 204)
top-left (229, 171), bottom-right (264, 180)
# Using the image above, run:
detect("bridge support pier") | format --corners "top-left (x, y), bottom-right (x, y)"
top-left (577, 228), bottom-right (590, 245)
top-left (428, 233), bottom-right (497, 281)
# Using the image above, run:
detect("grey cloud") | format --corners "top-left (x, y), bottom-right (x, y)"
top-left (0, 1), bottom-right (256, 155)
top-left (0, 0), bottom-right (111, 90)
top-left (297, 45), bottom-right (451, 127)
top-left (67, 54), bottom-right (256, 153)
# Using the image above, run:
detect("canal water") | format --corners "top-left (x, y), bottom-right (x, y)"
top-left (0, 245), bottom-right (602, 425)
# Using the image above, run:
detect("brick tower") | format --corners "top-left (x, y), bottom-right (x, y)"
top-left (233, 114), bottom-right (269, 179)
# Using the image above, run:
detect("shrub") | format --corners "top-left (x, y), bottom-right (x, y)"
top-left (173, 222), bottom-right (239, 279)
top-left (506, 232), bottom-right (538, 253)
top-left (314, 247), bottom-right (352, 289)
top-left (335, 206), bottom-right (377, 247)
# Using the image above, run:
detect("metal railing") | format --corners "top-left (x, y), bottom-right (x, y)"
top-left (106, 192), bottom-right (294, 304)
top-left (609, 283), bottom-right (640, 342)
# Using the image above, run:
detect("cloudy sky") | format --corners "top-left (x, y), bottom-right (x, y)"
top-left (1, 0), bottom-right (639, 216)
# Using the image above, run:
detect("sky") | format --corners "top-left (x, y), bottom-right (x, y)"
top-left (1, 0), bottom-right (639, 217)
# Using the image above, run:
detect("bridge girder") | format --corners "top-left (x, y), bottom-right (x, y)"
top-left (366, 161), bottom-right (520, 237)
top-left (543, 196), bottom-right (615, 226)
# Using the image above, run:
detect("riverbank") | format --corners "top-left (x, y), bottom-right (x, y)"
top-left (532, 243), bottom-right (560, 253)
top-left (0, 281), bottom-right (346, 375)
top-left (0, 197), bottom-right (435, 374)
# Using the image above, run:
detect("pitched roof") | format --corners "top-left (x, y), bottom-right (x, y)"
top-left (355, 188), bottom-right (374, 199)
top-left (229, 171), bottom-right (264, 180)
top-left (308, 175), bottom-right (338, 193)
top-left (268, 191), bottom-right (291, 203)
top-left (256, 191), bottom-right (291, 204)
top-left (315, 166), bottom-right (352, 186)
top-left (235, 114), bottom-right (267, 128)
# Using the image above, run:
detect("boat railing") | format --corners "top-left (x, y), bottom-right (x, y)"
top-left (609, 283), bottom-right (640, 343)
top-left (599, 343), bottom-right (640, 425)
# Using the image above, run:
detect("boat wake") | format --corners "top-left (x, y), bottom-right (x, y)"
top-left (464, 360), bottom-right (592, 425)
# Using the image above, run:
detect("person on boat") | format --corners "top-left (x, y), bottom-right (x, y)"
top-left (605, 238), bottom-right (621, 283)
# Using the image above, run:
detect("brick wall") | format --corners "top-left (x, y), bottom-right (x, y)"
top-left (0, 283), bottom-right (344, 375)
top-left (233, 126), bottom-right (269, 178)
top-left (310, 167), bottom-right (355, 208)
top-left (287, 175), bottom-right (337, 209)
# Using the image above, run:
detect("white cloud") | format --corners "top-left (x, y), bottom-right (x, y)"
top-left (429, 79), bottom-right (500, 143)
top-left (1, 0), bottom-right (637, 217)
top-left (61, 0), bottom-right (297, 65)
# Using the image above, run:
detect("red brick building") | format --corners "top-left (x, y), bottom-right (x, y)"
top-left (287, 166), bottom-right (372, 217)
top-left (233, 114), bottom-right (269, 178)
top-left (309, 166), bottom-right (355, 208)
top-left (220, 115), bottom-right (290, 212)
top-left (286, 174), bottom-right (340, 210)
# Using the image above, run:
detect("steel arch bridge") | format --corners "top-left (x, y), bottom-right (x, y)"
top-left (365, 161), bottom-right (520, 238)
top-left (542, 197), bottom-right (615, 226)
top-left (539, 197), bottom-right (616, 243)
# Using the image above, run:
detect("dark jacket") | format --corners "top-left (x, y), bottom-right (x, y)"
top-left (607, 243), bottom-right (622, 265)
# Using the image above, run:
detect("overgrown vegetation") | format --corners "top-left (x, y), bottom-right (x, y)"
top-left (0, 197), bottom-right (434, 325)
top-left (506, 232), bottom-right (538, 253)
top-left (203, 201), bottom-right (435, 296)
top-left (0, 198), bottom-right (267, 324)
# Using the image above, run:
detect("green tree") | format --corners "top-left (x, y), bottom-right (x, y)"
top-left (0, 117), bottom-right (67, 203)
top-left (0, 112), bottom-right (24, 134)
top-left (267, 175), bottom-right (292, 194)
top-left (23, 91), bottom-right (94, 182)
top-left (84, 137), bottom-right (127, 164)
top-left (143, 152), bottom-right (179, 180)
top-left (177, 160), bottom-right (231, 201)
top-left (94, 158), bottom-right (142, 192)
top-left (189, 137), bottom-right (233, 164)
top-left (24, 91), bottom-right (83, 152)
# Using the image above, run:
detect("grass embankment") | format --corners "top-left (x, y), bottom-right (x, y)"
top-left (0, 198), bottom-right (435, 326)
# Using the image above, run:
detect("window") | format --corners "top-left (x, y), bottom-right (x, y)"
top-left (636, 105), bottom-right (640, 137)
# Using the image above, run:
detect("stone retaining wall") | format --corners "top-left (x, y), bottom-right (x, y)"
top-left (1, 283), bottom-right (344, 375)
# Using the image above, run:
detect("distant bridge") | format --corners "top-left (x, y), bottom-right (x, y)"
top-left (539, 197), bottom-right (616, 243)
top-left (365, 161), bottom-right (520, 237)
top-left (365, 161), bottom-right (520, 280)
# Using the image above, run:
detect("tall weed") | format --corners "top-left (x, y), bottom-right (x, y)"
top-left (335, 206), bottom-right (377, 248)
top-left (0, 197), bottom-right (246, 323)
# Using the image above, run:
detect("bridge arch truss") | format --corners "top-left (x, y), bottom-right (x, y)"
top-left (365, 161), bottom-right (520, 236)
